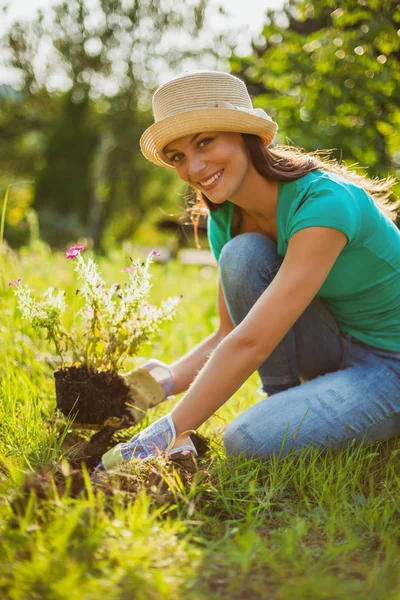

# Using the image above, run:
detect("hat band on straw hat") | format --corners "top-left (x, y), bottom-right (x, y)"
top-left (139, 70), bottom-right (278, 169)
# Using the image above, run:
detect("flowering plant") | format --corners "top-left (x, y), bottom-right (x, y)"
top-left (10, 246), bottom-right (180, 372)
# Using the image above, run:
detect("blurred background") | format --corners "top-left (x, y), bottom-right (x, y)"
top-left (0, 0), bottom-right (399, 252)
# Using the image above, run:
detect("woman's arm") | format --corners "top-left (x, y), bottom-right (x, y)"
top-left (169, 279), bottom-right (235, 394)
top-left (171, 227), bottom-right (348, 435)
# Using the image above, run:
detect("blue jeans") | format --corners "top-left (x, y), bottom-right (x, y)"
top-left (220, 233), bottom-right (400, 459)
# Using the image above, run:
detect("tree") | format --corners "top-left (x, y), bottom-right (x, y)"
top-left (231, 0), bottom-right (400, 180)
top-left (33, 91), bottom-right (98, 245)
top-left (1, 0), bottom-right (233, 247)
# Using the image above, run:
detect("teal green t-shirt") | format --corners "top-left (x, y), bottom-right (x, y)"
top-left (207, 169), bottom-right (400, 352)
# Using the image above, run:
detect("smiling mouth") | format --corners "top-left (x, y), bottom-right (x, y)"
top-left (199, 169), bottom-right (224, 190)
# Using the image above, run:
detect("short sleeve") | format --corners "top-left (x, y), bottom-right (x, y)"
top-left (287, 179), bottom-right (361, 245)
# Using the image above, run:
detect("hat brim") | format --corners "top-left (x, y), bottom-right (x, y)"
top-left (140, 108), bottom-right (278, 169)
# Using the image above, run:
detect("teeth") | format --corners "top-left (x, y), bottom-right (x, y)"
top-left (201, 170), bottom-right (222, 187)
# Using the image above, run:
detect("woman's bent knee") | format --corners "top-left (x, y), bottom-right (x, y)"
top-left (224, 421), bottom-right (247, 457)
top-left (224, 419), bottom-right (275, 460)
top-left (224, 405), bottom-right (305, 461)
top-left (219, 233), bottom-right (281, 281)
top-left (219, 234), bottom-right (283, 313)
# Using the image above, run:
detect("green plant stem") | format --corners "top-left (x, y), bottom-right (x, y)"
top-left (48, 329), bottom-right (65, 369)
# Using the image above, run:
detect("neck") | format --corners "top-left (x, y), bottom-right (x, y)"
top-left (229, 162), bottom-right (278, 221)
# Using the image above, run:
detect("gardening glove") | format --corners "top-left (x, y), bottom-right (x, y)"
top-left (92, 413), bottom-right (175, 476)
top-left (122, 359), bottom-right (175, 423)
top-left (91, 413), bottom-right (198, 481)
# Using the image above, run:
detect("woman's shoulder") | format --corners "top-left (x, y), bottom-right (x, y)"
top-left (294, 168), bottom-right (369, 198)
top-left (283, 169), bottom-right (371, 216)
top-left (291, 168), bottom-right (356, 191)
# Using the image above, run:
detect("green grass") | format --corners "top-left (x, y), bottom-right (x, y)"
top-left (1, 243), bottom-right (400, 600)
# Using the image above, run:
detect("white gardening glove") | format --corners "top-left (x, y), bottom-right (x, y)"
top-left (91, 412), bottom-right (198, 481)
top-left (91, 413), bottom-right (175, 479)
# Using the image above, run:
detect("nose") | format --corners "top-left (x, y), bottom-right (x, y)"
top-left (186, 153), bottom-right (207, 181)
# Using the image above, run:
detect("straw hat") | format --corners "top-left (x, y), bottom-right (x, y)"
top-left (140, 70), bottom-right (278, 169)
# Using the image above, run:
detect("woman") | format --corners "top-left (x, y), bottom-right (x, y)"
top-left (94, 70), bottom-right (400, 475)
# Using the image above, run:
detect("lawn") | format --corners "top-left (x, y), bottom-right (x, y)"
top-left (1, 241), bottom-right (399, 600)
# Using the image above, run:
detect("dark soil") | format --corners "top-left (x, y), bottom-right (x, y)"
top-left (54, 365), bottom-right (134, 428)
top-left (64, 426), bottom-right (121, 470)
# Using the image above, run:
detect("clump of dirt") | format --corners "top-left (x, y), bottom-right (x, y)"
top-left (54, 365), bottom-right (134, 427)
top-left (64, 426), bottom-right (120, 470)
top-left (10, 467), bottom-right (86, 516)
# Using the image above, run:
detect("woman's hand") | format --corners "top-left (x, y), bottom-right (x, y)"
top-left (91, 413), bottom-right (177, 481)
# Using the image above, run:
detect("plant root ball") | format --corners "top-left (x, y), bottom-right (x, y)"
top-left (54, 365), bottom-right (133, 427)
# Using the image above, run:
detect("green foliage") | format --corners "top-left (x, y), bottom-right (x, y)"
top-left (34, 92), bottom-right (98, 245)
top-left (0, 0), bottom-right (231, 250)
top-left (232, 0), bottom-right (400, 178)
top-left (0, 91), bottom-right (55, 246)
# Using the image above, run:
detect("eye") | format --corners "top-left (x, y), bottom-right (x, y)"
top-left (198, 137), bottom-right (212, 148)
top-left (170, 153), bottom-right (184, 164)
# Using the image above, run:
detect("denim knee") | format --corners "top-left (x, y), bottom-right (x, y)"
top-left (219, 233), bottom-right (282, 294)
top-left (224, 419), bottom-right (262, 460)
top-left (224, 412), bottom-right (292, 460)
top-left (224, 421), bottom-right (249, 458)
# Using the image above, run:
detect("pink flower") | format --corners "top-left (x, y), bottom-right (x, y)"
top-left (151, 249), bottom-right (161, 257)
top-left (86, 307), bottom-right (94, 317)
top-left (66, 246), bottom-right (84, 259)
top-left (121, 265), bottom-right (135, 272)
top-left (8, 277), bottom-right (22, 287)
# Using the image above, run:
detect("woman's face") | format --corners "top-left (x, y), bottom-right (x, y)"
top-left (162, 131), bottom-right (251, 203)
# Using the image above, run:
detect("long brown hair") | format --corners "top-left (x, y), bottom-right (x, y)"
top-left (185, 134), bottom-right (400, 247)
